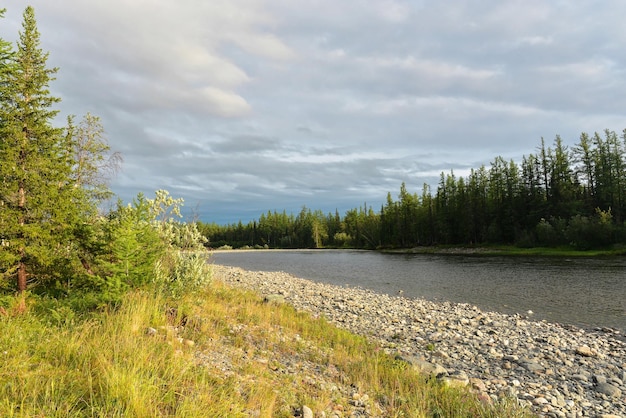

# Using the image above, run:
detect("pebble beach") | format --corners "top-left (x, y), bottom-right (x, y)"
top-left (212, 264), bottom-right (626, 418)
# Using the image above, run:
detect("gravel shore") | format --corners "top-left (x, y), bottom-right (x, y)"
top-left (212, 264), bottom-right (626, 418)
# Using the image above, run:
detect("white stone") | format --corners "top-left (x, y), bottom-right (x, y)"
top-left (302, 405), bottom-right (313, 418)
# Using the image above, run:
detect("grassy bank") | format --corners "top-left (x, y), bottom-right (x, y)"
top-left (384, 244), bottom-right (626, 257)
top-left (0, 270), bottom-right (534, 417)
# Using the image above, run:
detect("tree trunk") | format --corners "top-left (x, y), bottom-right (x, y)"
top-left (17, 259), bottom-right (27, 292)
top-left (18, 183), bottom-right (27, 292)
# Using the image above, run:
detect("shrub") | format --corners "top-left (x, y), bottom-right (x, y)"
top-left (155, 250), bottom-right (211, 297)
top-left (333, 232), bottom-right (352, 247)
top-left (566, 209), bottom-right (614, 250)
top-left (535, 218), bottom-right (567, 247)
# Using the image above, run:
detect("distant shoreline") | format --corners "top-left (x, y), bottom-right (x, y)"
top-left (211, 245), bottom-right (626, 257)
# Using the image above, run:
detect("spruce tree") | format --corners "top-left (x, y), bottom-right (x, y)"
top-left (0, 9), bottom-right (15, 134)
top-left (0, 9), bottom-right (13, 77)
top-left (0, 6), bottom-right (75, 292)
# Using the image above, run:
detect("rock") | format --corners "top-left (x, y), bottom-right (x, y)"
top-left (428, 332), bottom-right (443, 342)
top-left (469, 377), bottom-right (487, 392)
top-left (440, 370), bottom-right (469, 388)
top-left (264, 294), bottom-right (285, 304)
top-left (211, 265), bottom-right (626, 417)
top-left (145, 327), bottom-right (158, 336)
top-left (575, 345), bottom-right (596, 357)
top-left (595, 382), bottom-right (622, 398)
top-left (401, 356), bottom-right (447, 378)
top-left (302, 405), bottom-right (313, 418)
top-left (519, 359), bottom-right (544, 373)
top-left (592, 374), bottom-right (607, 384)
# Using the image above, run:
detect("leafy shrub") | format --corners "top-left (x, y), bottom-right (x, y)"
top-left (333, 232), bottom-right (352, 247)
top-left (566, 209), bottom-right (614, 250)
top-left (136, 191), bottom-right (213, 296)
top-left (535, 218), bottom-right (567, 247)
top-left (155, 250), bottom-right (211, 297)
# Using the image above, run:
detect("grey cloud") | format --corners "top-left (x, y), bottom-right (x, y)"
top-left (2, 1), bottom-right (626, 223)
top-left (210, 135), bottom-right (283, 154)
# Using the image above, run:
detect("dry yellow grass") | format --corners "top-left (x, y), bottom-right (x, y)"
top-left (0, 275), bottom-right (535, 417)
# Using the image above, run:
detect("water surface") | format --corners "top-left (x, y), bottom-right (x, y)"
top-left (210, 249), bottom-right (626, 333)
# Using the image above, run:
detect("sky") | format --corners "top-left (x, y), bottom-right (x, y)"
top-left (1, 1), bottom-right (625, 224)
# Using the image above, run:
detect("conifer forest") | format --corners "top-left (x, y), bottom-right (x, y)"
top-left (201, 132), bottom-right (626, 251)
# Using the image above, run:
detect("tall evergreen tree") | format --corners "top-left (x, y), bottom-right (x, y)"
top-left (467, 167), bottom-right (488, 243)
top-left (0, 9), bottom-right (14, 254)
top-left (548, 136), bottom-right (578, 219)
top-left (0, 9), bottom-right (13, 78)
top-left (0, 7), bottom-right (74, 291)
top-left (419, 183), bottom-right (435, 245)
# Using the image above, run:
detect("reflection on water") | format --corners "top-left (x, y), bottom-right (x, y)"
top-left (210, 250), bottom-right (626, 333)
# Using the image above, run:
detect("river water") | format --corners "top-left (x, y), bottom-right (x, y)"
top-left (210, 249), bottom-right (626, 333)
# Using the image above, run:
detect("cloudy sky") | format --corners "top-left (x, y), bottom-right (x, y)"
top-left (2, 1), bottom-right (625, 224)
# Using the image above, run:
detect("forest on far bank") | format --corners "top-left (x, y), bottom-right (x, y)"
top-left (199, 131), bottom-right (626, 251)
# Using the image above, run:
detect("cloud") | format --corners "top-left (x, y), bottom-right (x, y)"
top-left (1, 0), bottom-right (626, 223)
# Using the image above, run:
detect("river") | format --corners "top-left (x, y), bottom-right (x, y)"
top-left (210, 249), bottom-right (626, 333)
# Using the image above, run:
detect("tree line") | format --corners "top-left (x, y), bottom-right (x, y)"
top-left (201, 131), bottom-right (626, 251)
top-left (1, 7), bottom-right (207, 301)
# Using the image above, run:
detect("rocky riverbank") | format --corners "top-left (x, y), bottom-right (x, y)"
top-left (212, 264), bottom-right (626, 418)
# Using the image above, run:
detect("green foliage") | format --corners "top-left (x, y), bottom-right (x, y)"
top-left (566, 208), bottom-right (614, 250)
top-left (66, 113), bottom-right (122, 203)
top-left (139, 190), bottom-right (211, 297)
top-left (0, 7), bottom-right (119, 294)
top-left (0, 6), bottom-right (71, 291)
top-left (22, 187), bottom-right (211, 307)
top-left (0, 9), bottom-right (14, 84)
top-left (155, 250), bottom-right (210, 297)
top-left (535, 218), bottom-right (561, 247)
top-left (333, 232), bottom-right (352, 247)
top-left (100, 194), bottom-right (166, 290)
top-left (102, 197), bottom-right (222, 300)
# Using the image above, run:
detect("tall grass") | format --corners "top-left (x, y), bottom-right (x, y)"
top-left (0, 276), bottom-right (535, 417)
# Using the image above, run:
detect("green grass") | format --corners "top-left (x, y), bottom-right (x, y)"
top-left (483, 245), bottom-right (626, 257)
top-left (0, 275), bottom-right (535, 417)
top-left (385, 244), bottom-right (626, 257)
